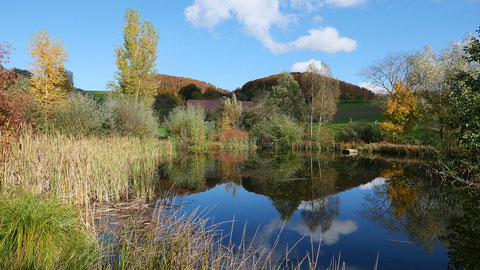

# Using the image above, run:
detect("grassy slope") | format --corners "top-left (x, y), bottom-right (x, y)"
top-left (337, 100), bottom-right (376, 110)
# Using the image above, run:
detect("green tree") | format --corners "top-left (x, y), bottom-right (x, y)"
top-left (179, 84), bottom-right (202, 100)
top-left (265, 72), bottom-right (305, 120)
top-left (110, 9), bottom-right (160, 104)
top-left (408, 44), bottom-right (475, 140)
top-left (447, 27), bottom-right (480, 151)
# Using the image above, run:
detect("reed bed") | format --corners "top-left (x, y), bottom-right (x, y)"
top-left (1, 133), bottom-right (175, 207)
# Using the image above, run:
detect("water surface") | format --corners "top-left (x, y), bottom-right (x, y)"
top-left (156, 151), bottom-right (479, 269)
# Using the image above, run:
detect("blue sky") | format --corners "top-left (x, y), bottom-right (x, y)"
top-left (1, 0), bottom-right (479, 91)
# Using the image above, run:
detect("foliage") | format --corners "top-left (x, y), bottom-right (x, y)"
top-left (28, 30), bottom-right (71, 108)
top-left (153, 92), bottom-right (183, 119)
top-left (408, 43), bottom-right (476, 140)
top-left (265, 72), bottom-right (305, 120)
top-left (251, 113), bottom-right (304, 150)
top-left (381, 82), bottom-right (419, 139)
top-left (157, 74), bottom-right (227, 97)
top-left (220, 93), bottom-right (242, 131)
top-left (165, 105), bottom-right (207, 145)
top-left (107, 97), bottom-right (158, 138)
top-left (179, 83), bottom-right (202, 100)
top-left (0, 41), bottom-right (16, 90)
top-left (336, 121), bottom-right (383, 143)
top-left (0, 193), bottom-right (95, 269)
top-left (0, 90), bottom-right (39, 134)
top-left (110, 9), bottom-right (160, 104)
top-left (302, 63), bottom-right (340, 140)
top-left (51, 92), bottom-right (113, 136)
top-left (447, 27), bottom-right (480, 151)
top-left (235, 72), bottom-right (374, 101)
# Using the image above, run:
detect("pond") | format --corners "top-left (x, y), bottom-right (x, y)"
top-left (156, 151), bottom-right (479, 269)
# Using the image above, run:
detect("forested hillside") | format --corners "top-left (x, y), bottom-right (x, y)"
top-left (234, 72), bottom-right (375, 101)
top-left (156, 74), bottom-right (229, 95)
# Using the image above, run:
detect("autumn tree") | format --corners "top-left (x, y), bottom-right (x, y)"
top-left (110, 9), bottom-right (160, 104)
top-left (265, 72), bottom-right (305, 120)
top-left (380, 82), bottom-right (419, 139)
top-left (0, 41), bottom-right (16, 90)
top-left (302, 63), bottom-right (339, 140)
top-left (28, 30), bottom-right (70, 108)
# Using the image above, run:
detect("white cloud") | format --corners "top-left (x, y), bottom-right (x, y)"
top-left (290, 27), bottom-right (358, 53)
top-left (291, 59), bottom-right (330, 75)
top-left (290, 219), bottom-right (358, 245)
top-left (313, 15), bottom-right (323, 24)
top-left (358, 177), bottom-right (386, 190)
top-left (185, 0), bottom-right (293, 54)
top-left (358, 82), bottom-right (386, 94)
top-left (185, 0), bottom-right (358, 54)
top-left (325, 0), bottom-right (367, 7)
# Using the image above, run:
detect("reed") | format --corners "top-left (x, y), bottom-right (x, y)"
top-left (1, 133), bottom-right (175, 206)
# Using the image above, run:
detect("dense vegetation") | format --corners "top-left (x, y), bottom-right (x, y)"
top-left (0, 5), bottom-right (479, 268)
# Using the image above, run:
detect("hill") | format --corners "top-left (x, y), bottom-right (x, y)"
top-left (234, 72), bottom-right (375, 101)
top-left (156, 74), bottom-right (229, 95)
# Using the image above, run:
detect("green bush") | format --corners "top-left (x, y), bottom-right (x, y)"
top-left (165, 105), bottom-right (207, 145)
top-left (336, 122), bottom-right (383, 143)
top-left (51, 92), bottom-right (113, 136)
top-left (107, 98), bottom-right (158, 138)
top-left (0, 193), bottom-right (95, 269)
top-left (251, 114), bottom-right (304, 150)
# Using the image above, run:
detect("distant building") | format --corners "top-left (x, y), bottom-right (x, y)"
top-left (186, 99), bottom-right (254, 113)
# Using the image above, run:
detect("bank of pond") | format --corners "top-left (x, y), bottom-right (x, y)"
top-left (0, 134), bottom-right (478, 269)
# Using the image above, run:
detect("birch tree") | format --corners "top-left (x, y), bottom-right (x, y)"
top-left (302, 63), bottom-right (339, 140)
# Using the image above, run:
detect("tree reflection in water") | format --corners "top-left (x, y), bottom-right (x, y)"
top-left (361, 161), bottom-right (480, 268)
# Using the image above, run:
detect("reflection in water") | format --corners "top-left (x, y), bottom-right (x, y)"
top-left (156, 151), bottom-right (480, 269)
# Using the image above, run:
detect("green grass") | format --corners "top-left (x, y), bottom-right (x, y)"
top-left (0, 193), bottom-right (95, 269)
top-left (157, 125), bottom-right (168, 138)
top-left (84, 90), bottom-right (111, 102)
top-left (331, 113), bottom-right (386, 124)
top-left (337, 100), bottom-right (375, 110)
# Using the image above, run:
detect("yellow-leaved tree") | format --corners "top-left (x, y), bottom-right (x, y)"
top-left (28, 30), bottom-right (70, 108)
top-left (110, 9), bottom-right (160, 104)
top-left (381, 82), bottom-right (419, 139)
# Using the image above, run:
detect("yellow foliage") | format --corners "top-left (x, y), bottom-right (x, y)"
top-left (28, 30), bottom-right (70, 108)
top-left (381, 82), bottom-right (418, 138)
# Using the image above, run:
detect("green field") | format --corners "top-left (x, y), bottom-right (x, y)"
top-left (337, 100), bottom-right (376, 110)
top-left (331, 114), bottom-right (386, 124)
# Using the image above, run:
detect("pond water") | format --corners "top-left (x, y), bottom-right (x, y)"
top-left (156, 151), bottom-right (479, 269)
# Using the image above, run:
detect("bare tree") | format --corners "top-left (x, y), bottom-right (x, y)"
top-left (302, 63), bottom-right (340, 140)
top-left (360, 52), bottom-right (412, 94)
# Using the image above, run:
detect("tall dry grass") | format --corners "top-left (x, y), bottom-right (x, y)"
top-left (1, 133), bottom-right (175, 207)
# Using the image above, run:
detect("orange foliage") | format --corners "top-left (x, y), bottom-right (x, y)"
top-left (235, 72), bottom-right (375, 101)
top-left (156, 74), bottom-right (228, 95)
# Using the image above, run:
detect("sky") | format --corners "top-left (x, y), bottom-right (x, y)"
top-left (1, 0), bottom-right (479, 91)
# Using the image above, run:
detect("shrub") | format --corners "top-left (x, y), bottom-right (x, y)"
top-left (0, 90), bottom-right (38, 130)
top-left (336, 122), bottom-right (383, 143)
top-left (51, 92), bottom-right (113, 136)
top-left (107, 98), bottom-right (158, 138)
top-left (251, 114), bottom-right (304, 150)
top-left (165, 105), bottom-right (207, 145)
top-left (0, 193), bottom-right (95, 269)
